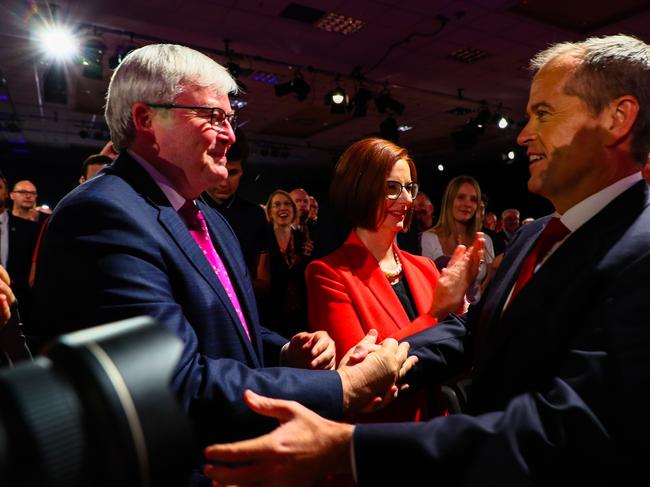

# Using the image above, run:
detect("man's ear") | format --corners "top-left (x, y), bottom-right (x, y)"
top-left (606, 95), bottom-right (639, 147)
top-left (131, 102), bottom-right (155, 133)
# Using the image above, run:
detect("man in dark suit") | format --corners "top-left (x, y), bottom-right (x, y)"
top-left (0, 174), bottom-right (40, 317)
top-left (203, 34), bottom-right (650, 486)
top-left (33, 43), bottom-right (412, 483)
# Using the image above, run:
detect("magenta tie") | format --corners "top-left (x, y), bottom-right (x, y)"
top-left (179, 200), bottom-right (251, 341)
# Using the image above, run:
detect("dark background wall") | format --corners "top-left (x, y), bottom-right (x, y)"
top-left (0, 140), bottom-right (553, 220)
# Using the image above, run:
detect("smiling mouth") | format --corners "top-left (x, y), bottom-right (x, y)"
top-left (529, 154), bottom-right (545, 163)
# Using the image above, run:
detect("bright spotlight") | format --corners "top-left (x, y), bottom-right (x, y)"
top-left (498, 116), bottom-right (509, 129)
top-left (437, 164), bottom-right (444, 172)
top-left (37, 25), bottom-right (79, 61)
top-left (507, 150), bottom-right (515, 160)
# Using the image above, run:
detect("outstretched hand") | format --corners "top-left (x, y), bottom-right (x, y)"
top-left (338, 336), bottom-right (417, 416)
top-left (204, 390), bottom-right (354, 487)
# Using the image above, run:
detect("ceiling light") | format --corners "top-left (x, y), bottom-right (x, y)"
top-left (497, 116), bottom-right (508, 129)
top-left (324, 83), bottom-right (348, 114)
top-left (274, 72), bottom-right (311, 101)
top-left (437, 164), bottom-right (445, 172)
top-left (316, 12), bottom-right (364, 35)
top-left (250, 71), bottom-right (281, 84)
top-left (398, 125), bottom-right (413, 132)
top-left (37, 25), bottom-right (79, 61)
top-left (507, 150), bottom-right (516, 160)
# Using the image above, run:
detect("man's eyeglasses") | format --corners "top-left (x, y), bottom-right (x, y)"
top-left (386, 180), bottom-right (419, 200)
top-left (145, 103), bottom-right (237, 130)
top-left (12, 190), bottom-right (37, 196)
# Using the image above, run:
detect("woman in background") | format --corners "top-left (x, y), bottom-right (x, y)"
top-left (261, 189), bottom-right (313, 338)
top-left (306, 138), bottom-right (482, 423)
top-left (421, 176), bottom-right (494, 301)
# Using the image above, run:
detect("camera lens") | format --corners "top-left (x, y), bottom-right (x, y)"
top-left (0, 317), bottom-right (194, 487)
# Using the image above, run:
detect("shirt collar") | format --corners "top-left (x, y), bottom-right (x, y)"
top-left (128, 149), bottom-right (187, 211)
top-left (559, 172), bottom-right (643, 232)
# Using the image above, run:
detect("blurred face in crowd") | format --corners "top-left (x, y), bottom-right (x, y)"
top-left (452, 183), bottom-right (478, 224)
top-left (381, 158), bottom-right (415, 234)
top-left (290, 189), bottom-right (310, 222)
top-left (502, 210), bottom-right (520, 233)
top-left (483, 212), bottom-right (497, 230)
top-left (11, 180), bottom-right (37, 211)
top-left (308, 196), bottom-right (319, 221)
top-left (207, 159), bottom-right (243, 204)
top-left (413, 193), bottom-right (433, 223)
top-left (142, 85), bottom-right (235, 199)
top-left (269, 194), bottom-right (295, 227)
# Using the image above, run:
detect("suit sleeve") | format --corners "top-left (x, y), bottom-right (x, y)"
top-left (35, 195), bottom-right (342, 444)
top-left (306, 259), bottom-right (437, 360)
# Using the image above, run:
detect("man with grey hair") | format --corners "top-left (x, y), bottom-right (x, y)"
top-left (33, 43), bottom-right (413, 484)
top-left (204, 34), bottom-right (650, 486)
top-left (499, 207), bottom-right (520, 242)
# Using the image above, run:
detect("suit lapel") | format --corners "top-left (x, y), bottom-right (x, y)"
top-left (342, 231), bottom-right (410, 329)
top-left (109, 154), bottom-right (260, 361)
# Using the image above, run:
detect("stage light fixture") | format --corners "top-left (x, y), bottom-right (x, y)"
top-left (497, 115), bottom-right (508, 129)
top-left (349, 87), bottom-right (373, 117)
top-left (37, 25), bottom-right (79, 62)
top-left (79, 36), bottom-right (107, 80)
top-left (325, 86), bottom-right (348, 114)
top-left (375, 88), bottom-right (405, 116)
top-left (274, 72), bottom-right (310, 101)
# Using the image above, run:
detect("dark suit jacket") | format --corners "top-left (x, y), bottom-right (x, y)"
top-left (354, 180), bottom-right (650, 486)
top-left (33, 153), bottom-right (342, 445)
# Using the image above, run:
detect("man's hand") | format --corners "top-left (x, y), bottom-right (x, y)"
top-left (429, 233), bottom-right (485, 320)
top-left (337, 337), bottom-right (417, 415)
top-left (204, 390), bottom-right (354, 487)
top-left (280, 331), bottom-right (336, 370)
top-left (0, 265), bottom-right (15, 327)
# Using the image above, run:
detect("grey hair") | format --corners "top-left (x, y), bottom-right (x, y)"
top-left (105, 44), bottom-right (238, 150)
top-left (530, 34), bottom-right (650, 162)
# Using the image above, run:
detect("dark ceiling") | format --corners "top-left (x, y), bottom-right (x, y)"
top-left (0, 0), bottom-right (648, 213)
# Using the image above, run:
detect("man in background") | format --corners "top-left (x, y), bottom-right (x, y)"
top-left (204, 129), bottom-right (269, 292)
top-left (79, 154), bottom-right (112, 184)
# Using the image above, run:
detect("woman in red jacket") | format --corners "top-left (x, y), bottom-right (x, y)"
top-left (306, 137), bottom-right (483, 422)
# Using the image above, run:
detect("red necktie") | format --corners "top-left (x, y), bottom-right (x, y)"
top-left (508, 217), bottom-right (570, 305)
top-left (179, 200), bottom-right (251, 340)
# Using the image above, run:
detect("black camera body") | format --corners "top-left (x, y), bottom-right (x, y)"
top-left (0, 316), bottom-right (194, 487)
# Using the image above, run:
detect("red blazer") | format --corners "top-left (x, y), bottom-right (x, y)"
top-left (307, 230), bottom-right (440, 355)
top-left (306, 230), bottom-right (441, 422)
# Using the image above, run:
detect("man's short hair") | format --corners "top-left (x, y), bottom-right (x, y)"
top-left (329, 137), bottom-right (416, 231)
top-left (81, 154), bottom-right (113, 178)
top-left (105, 44), bottom-right (238, 151)
top-left (530, 34), bottom-right (650, 162)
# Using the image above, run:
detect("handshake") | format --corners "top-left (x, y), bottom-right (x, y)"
top-left (336, 329), bottom-right (418, 416)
